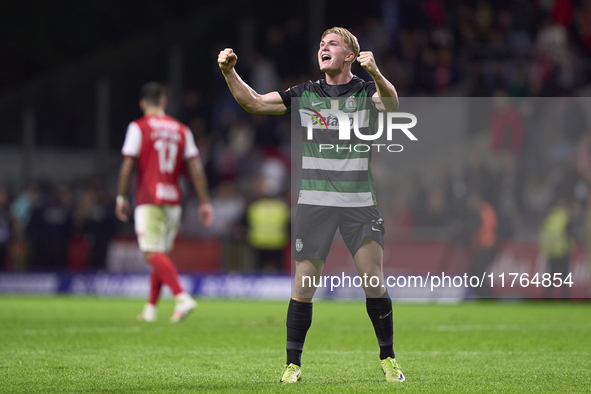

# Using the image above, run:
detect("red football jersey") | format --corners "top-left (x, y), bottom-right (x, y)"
top-left (121, 115), bottom-right (199, 206)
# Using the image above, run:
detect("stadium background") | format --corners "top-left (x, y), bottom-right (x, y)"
top-left (2, 1), bottom-right (591, 393)
top-left (0, 0), bottom-right (590, 299)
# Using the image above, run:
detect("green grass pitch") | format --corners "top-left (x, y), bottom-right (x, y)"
top-left (0, 297), bottom-right (589, 393)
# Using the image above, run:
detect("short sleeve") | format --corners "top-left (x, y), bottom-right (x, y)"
top-left (366, 81), bottom-right (378, 98)
top-left (121, 122), bottom-right (142, 157)
top-left (277, 83), bottom-right (306, 114)
top-left (367, 81), bottom-right (383, 111)
top-left (183, 128), bottom-right (199, 160)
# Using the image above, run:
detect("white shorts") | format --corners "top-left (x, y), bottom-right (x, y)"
top-left (134, 204), bottom-right (182, 253)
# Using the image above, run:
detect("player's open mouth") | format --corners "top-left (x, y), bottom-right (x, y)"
top-left (321, 54), bottom-right (331, 64)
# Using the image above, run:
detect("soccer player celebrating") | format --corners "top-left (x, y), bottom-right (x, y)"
top-left (116, 82), bottom-right (214, 323)
top-left (218, 27), bottom-right (404, 383)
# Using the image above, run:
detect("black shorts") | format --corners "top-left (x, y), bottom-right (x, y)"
top-left (292, 204), bottom-right (385, 261)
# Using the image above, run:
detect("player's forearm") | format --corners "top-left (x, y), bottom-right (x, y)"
top-left (222, 69), bottom-right (265, 113)
top-left (193, 175), bottom-right (211, 204)
top-left (117, 158), bottom-right (135, 197)
top-left (371, 71), bottom-right (399, 111)
top-left (187, 158), bottom-right (211, 204)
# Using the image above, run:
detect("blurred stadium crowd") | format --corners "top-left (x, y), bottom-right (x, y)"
top-left (3, 0), bottom-right (591, 272)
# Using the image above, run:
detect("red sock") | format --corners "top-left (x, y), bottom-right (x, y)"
top-left (149, 270), bottom-right (163, 305)
top-left (148, 252), bottom-right (184, 296)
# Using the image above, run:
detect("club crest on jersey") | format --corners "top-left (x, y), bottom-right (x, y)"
top-left (295, 238), bottom-right (303, 252)
top-left (345, 96), bottom-right (357, 111)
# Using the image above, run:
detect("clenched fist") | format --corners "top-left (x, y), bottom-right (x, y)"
top-left (357, 51), bottom-right (378, 77)
top-left (218, 48), bottom-right (238, 74)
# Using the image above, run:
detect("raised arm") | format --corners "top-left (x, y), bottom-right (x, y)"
top-left (357, 51), bottom-right (399, 112)
top-left (218, 48), bottom-right (287, 115)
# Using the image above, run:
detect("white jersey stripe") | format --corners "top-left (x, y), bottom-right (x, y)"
top-left (298, 190), bottom-right (374, 207)
top-left (302, 156), bottom-right (368, 172)
top-left (299, 109), bottom-right (371, 130)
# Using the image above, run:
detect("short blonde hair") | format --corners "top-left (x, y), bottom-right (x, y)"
top-left (321, 27), bottom-right (360, 59)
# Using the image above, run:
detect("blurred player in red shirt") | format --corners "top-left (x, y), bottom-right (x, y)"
top-left (116, 82), bottom-right (214, 322)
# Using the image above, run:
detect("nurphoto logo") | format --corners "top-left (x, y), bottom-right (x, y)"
top-left (299, 108), bottom-right (417, 153)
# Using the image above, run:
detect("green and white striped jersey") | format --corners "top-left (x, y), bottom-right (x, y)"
top-left (278, 76), bottom-right (378, 207)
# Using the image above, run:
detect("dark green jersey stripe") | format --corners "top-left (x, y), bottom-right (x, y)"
top-left (301, 179), bottom-right (372, 194)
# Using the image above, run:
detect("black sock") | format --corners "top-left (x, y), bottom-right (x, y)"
top-left (286, 299), bottom-right (312, 366)
top-left (366, 292), bottom-right (395, 360)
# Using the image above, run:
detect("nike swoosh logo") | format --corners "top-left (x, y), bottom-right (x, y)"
top-left (372, 226), bottom-right (381, 232)
top-left (379, 310), bottom-right (392, 319)
top-left (311, 101), bottom-right (322, 106)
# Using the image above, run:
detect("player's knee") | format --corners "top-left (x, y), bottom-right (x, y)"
top-left (296, 273), bottom-right (319, 288)
top-left (143, 251), bottom-right (155, 262)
